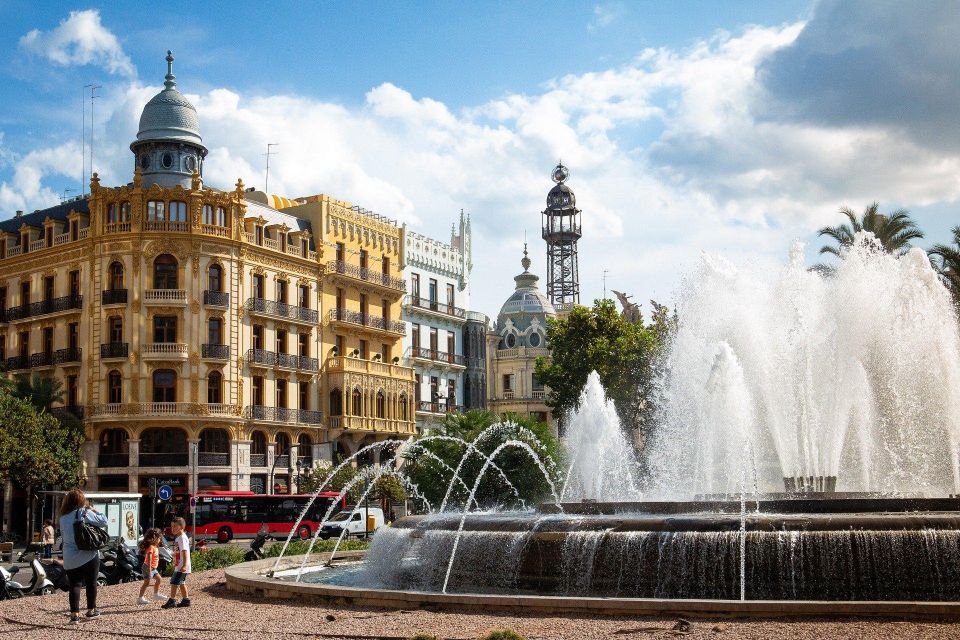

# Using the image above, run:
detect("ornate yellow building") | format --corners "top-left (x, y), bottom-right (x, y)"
top-left (0, 52), bottom-right (415, 503)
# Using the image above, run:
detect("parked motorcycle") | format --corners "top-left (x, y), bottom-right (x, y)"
top-left (9, 554), bottom-right (53, 596)
top-left (98, 539), bottom-right (142, 585)
top-left (0, 565), bottom-right (24, 599)
top-left (243, 531), bottom-right (273, 562)
top-left (39, 559), bottom-right (70, 592)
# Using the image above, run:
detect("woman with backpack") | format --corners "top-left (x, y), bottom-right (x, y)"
top-left (59, 489), bottom-right (108, 623)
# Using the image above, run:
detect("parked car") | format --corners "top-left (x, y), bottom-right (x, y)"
top-left (318, 507), bottom-right (384, 540)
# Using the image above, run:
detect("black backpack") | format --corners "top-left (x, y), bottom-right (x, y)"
top-left (73, 509), bottom-right (108, 551)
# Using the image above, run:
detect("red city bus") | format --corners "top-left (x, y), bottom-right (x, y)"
top-left (163, 491), bottom-right (346, 543)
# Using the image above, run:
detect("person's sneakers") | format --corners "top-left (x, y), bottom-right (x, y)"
top-left (69, 613), bottom-right (80, 624)
top-left (137, 596), bottom-right (150, 605)
top-left (160, 598), bottom-right (178, 609)
top-left (175, 598), bottom-right (191, 608)
top-left (86, 609), bottom-right (100, 618)
top-left (154, 593), bottom-right (167, 601)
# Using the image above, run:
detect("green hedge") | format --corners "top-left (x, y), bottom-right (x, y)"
top-left (263, 538), bottom-right (370, 558)
top-left (480, 631), bottom-right (527, 640)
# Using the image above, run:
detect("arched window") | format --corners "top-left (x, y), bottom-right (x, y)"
top-left (98, 429), bottom-right (128, 457)
top-left (207, 371), bottom-right (222, 404)
top-left (120, 202), bottom-right (131, 221)
top-left (107, 203), bottom-right (118, 224)
top-left (153, 254), bottom-right (178, 289)
top-left (215, 206), bottom-right (226, 227)
top-left (208, 264), bottom-right (222, 292)
top-left (140, 428), bottom-right (187, 466)
top-left (275, 432), bottom-right (291, 457)
top-left (108, 371), bottom-right (122, 404)
top-left (399, 393), bottom-right (408, 421)
top-left (352, 387), bottom-right (362, 415)
top-left (376, 390), bottom-right (385, 418)
top-left (109, 261), bottom-right (124, 290)
top-left (152, 369), bottom-right (176, 403)
top-left (199, 428), bottom-right (229, 454)
top-left (147, 200), bottom-right (166, 221)
top-left (169, 201), bottom-right (188, 222)
top-left (329, 388), bottom-right (342, 416)
top-left (251, 431), bottom-right (267, 454)
top-left (297, 434), bottom-right (312, 465)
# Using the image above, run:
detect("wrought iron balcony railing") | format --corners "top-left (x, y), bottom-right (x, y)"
top-left (30, 347), bottom-right (81, 368)
top-left (198, 452), bottom-right (230, 467)
top-left (101, 289), bottom-right (128, 305)
top-left (4, 355), bottom-right (28, 371)
top-left (244, 297), bottom-right (318, 323)
top-left (328, 260), bottom-right (406, 291)
top-left (203, 290), bottom-right (230, 307)
top-left (245, 349), bottom-right (317, 371)
top-left (202, 344), bottom-right (230, 360)
top-left (6, 294), bottom-right (82, 321)
top-left (101, 342), bottom-right (129, 359)
top-left (404, 295), bottom-right (466, 319)
top-left (328, 308), bottom-right (405, 334)
top-left (250, 453), bottom-right (267, 468)
top-left (410, 347), bottom-right (465, 366)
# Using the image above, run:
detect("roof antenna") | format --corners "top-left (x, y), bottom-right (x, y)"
top-left (264, 143), bottom-right (279, 193)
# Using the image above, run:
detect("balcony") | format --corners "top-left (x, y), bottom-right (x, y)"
top-left (245, 405), bottom-right (297, 423)
top-left (409, 347), bottom-right (465, 367)
top-left (27, 347), bottom-right (81, 368)
top-left (244, 297), bottom-right (318, 324)
top-left (201, 224), bottom-right (230, 238)
top-left (327, 308), bottom-right (405, 335)
top-left (101, 289), bottom-right (128, 305)
top-left (327, 260), bottom-right (406, 292)
top-left (4, 355), bottom-right (28, 371)
top-left (324, 415), bottom-right (417, 435)
top-left (144, 220), bottom-right (189, 232)
top-left (144, 289), bottom-right (187, 304)
top-left (143, 343), bottom-right (188, 357)
top-left (139, 452), bottom-right (189, 467)
top-left (203, 290), bottom-right (229, 307)
top-left (6, 294), bottom-right (83, 321)
top-left (324, 355), bottom-right (415, 380)
top-left (495, 346), bottom-right (551, 359)
top-left (416, 401), bottom-right (463, 414)
top-left (97, 452), bottom-right (128, 468)
top-left (89, 402), bottom-right (237, 418)
top-left (198, 452), bottom-right (230, 467)
top-left (404, 295), bottom-right (466, 321)
top-left (100, 342), bottom-right (129, 359)
top-left (274, 455), bottom-right (291, 469)
top-left (202, 344), bottom-right (230, 360)
top-left (30, 351), bottom-right (53, 368)
top-left (245, 349), bottom-right (318, 372)
top-left (250, 453), bottom-right (267, 468)
top-left (104, 222), bottom-right (131, 234)
top-left (299, 409), bottom-right (322, 424)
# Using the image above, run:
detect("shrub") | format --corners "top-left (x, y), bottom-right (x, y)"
top-left (410, 635), bottom-right (439, 640)
top-left (481, 631), bottom-right (526, 640)
top-left (161, 545), bottom-right (248, 576)
top-left (263, 538), bottom-right (369, 558)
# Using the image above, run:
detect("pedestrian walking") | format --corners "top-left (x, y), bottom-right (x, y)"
top-left (58, 489), bottom-right (108, 623)
top-left (41, 519), bottom-right (55, 559)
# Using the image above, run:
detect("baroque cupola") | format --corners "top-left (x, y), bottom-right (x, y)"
top-left (130, 51), bottom-right (207, 188)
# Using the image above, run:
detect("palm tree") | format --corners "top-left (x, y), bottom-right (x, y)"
top-left (13, 373), bottom-right (64, 412)
top-left (813, 203), bottom-right (924, 273)
top-left (929, 226), bottom-right (960, 310)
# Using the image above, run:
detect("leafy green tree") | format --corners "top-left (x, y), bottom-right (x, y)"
top-left (534, 298), bottom-right (673, 449)
top-left (402, 410), bottom-right (564, 511)
top-left (929, 226), bottom-right (960, 311)
top-left (814, 202), bottom-right (924, 273)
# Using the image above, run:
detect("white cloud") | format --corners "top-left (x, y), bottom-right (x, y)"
top-left (588, 4), bottom-right (621, 32)
top-left (6, 7), bottom-right (960, 317)
top-left (19, 10), bottom-right (133, 76)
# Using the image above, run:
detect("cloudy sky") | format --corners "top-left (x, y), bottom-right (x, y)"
top-left (1, 1), bottom-right (958, 317)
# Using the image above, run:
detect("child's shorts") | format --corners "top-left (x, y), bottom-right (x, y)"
top-left (141, 565), bottom-right (159, 579)
top-left (170, 571), bottom-right (189, 586)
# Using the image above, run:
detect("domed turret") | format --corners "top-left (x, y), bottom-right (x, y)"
top-left (130, 51), bottom-right (208, 188)
top-left (496, 244), bottom-right (555, 348)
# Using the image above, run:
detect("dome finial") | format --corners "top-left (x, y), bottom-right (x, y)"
top-left (521, 243), bottom-right (531, 272)
top-left (552, 161), bottom-right (569, 184)
top-left (164, 50), bottom-right (176, 90)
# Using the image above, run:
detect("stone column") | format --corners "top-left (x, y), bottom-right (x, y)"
top-left (127, 439), bottom-right (140, 491)
top-left (235, 440), bottom-right (251, 491)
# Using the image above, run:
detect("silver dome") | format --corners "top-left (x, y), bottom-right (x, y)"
top-left (135, 51), bottom-right (203, 146)
top-left (496, 246), bottom-right (556, 331)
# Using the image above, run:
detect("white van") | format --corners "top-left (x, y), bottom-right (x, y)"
top-left (319, 507), bottom-right (385, 539)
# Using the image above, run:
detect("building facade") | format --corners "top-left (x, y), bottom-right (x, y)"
top-left (0, 53), bottom-right (416, 515)
top-left (401, 211), bottom-right (475, 430)
top-left (485, 246), bottom-right (556, 434)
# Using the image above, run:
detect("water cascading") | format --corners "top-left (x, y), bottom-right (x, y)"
top-left (646, 237), bottom-right (960, 497)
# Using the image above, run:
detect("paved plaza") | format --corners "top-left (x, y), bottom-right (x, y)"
top-left (0, 568), bottom-right (957, 640)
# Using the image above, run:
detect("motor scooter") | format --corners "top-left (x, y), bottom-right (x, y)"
top-left (98, 539), bottom-right (142, 585)
top-left (11, 553), bottom-right (54, 596)
top-left (0, 565), bottom-right (25, 599)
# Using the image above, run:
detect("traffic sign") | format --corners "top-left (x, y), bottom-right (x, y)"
top-left (158, 484), bottom-right (173, 501)
top-left (188, 496), bottom-right (197, 514)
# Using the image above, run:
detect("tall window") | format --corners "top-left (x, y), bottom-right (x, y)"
top-left (299, 381), bottom-right (309, 410)
top-left (42, 327), bottom-right (53, 355)
top-left (208, 264), bottom-right (222, 292)
top-left (352, 388), bottom-right (362, 415)
top-left (69, 270), bottom-right (80, 297)
top-left (298, 284), bottom-right (309, 309)
top-left (153, 254), bottom-right (178, 289)
top-left (252, 376), bottom-right (264, 405)
top-left (18, 331), bottom-right (28, 358)
top-left (147, 200), bottom-right (166, 221)
top-left (153, 316), bottom-right (177, 343)
top-left (335, 334), bottom-right (344, 356)
top-left (109, 317), bottom-right (123, 344)
top-left (203, 205), bottom-right (225, 226)
top-left (298, 333), bottom-right (308, 358)
top-left (376, 391), bottom-right (385, 418)
top-left (276, 329), bottom-right (287, 354)
top-left (207, 371), bottom-right (222, 404)
top-left (428, 279), bottom-right (438, 306)
top-left (359, 339), bottom-right (368, 359)
top-left (381, 343), bottom-right (390, 362)
top-left (275, 433), bottom-right (291, 457)
top-left (276, 379), bottom-right (287, 408)
top-left (431, 376), bottom-right (439, 402)
top-left (252, 325), bottom-right (263, 350)
top-left (43, 276), bottom-right (54, 302)
top-left (502, 374), bottom-right (512, 392)
top-left (67, 375), bottom-right (78, 407)
top-left (447, 283), bottom-right (455, 310)
top-left (169, 201), bottom-right (187, 222)
top-left (208, 318), bottom-right (222, 344)
top-left (447, 332), bottom-right (455, 360)
top-left (359, 249), bottom-right (368, 271)
top-left (202, 204), bottom-right (214, 225)
top-left (109, 262), bottom-right (124, 290)
top-left (360, 294), bottom-right (368, 319)
top-left (399, 394), bottom-right (408, 421)
top-left (415, 374), bottom-right (422, 403)
top-left (0, 335), bottom-right (5, 359)
top-left (252, 274), bottom-right (264, 299)
top-left (412, 323), bottom-right (420, 350)
top-left (382, 256), bottom-right (390, 275)
top-left (382, 299), bottom-right (389, 322)
top-left (447, 379), bottom-right (456, 406)
top-left (20, 281), bottom-right (29, 306)
top-left (329, 388), bottom-right (342, 415)
top-left (335, 243), bottom-right (345, 262)
top-left (276, 280), bottom-right (287, 304)
top-left (68, 323), bottom-right (78, 350)
top-left (152, 369), bottom-right (176, 403)
top-left (411, 273), bottom-right (420, 300)
top-left (108, 371), bottom-right (122, 404)
top-left (335, 287), bottom-right (344, 312)
top-left (215, 207), bottom-right (226, 226)
top-left (254, 225), bottom-right (263, 245)
top-left (430, 327), bottom-right (438, 354)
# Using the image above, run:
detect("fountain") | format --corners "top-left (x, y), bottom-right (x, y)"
top-left (230, 237), bottom-right (960, 614)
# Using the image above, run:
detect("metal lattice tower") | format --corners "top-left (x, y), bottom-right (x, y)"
top-left (541, 162), bottom-right (581, 306)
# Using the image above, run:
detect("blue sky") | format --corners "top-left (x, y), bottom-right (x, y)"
top-left (1, 1), bottom-right (958, 316)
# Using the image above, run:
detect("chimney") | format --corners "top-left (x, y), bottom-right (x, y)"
top-left (15, 210), bottom-right (22, 217)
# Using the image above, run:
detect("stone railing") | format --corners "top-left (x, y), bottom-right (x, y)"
top-left (324, 356), bottom-right (415, 380)
top-left (90, 402), bottom-right (238, 417)
top-left (144, 220), bottom-right (189, 232)
top-left (104, 222), bottom-right (131, 234)
top-left (144, 289), bottom-right (187, 303)
top-left (143, 343), bottom-right (188, 355)
top-left (201, 224), bottom-right (230, 237)
top-left (29, 239), bottom-right (46, 252)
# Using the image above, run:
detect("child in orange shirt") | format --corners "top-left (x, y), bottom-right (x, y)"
top-left (137, 528), bottom-right (164, 604)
